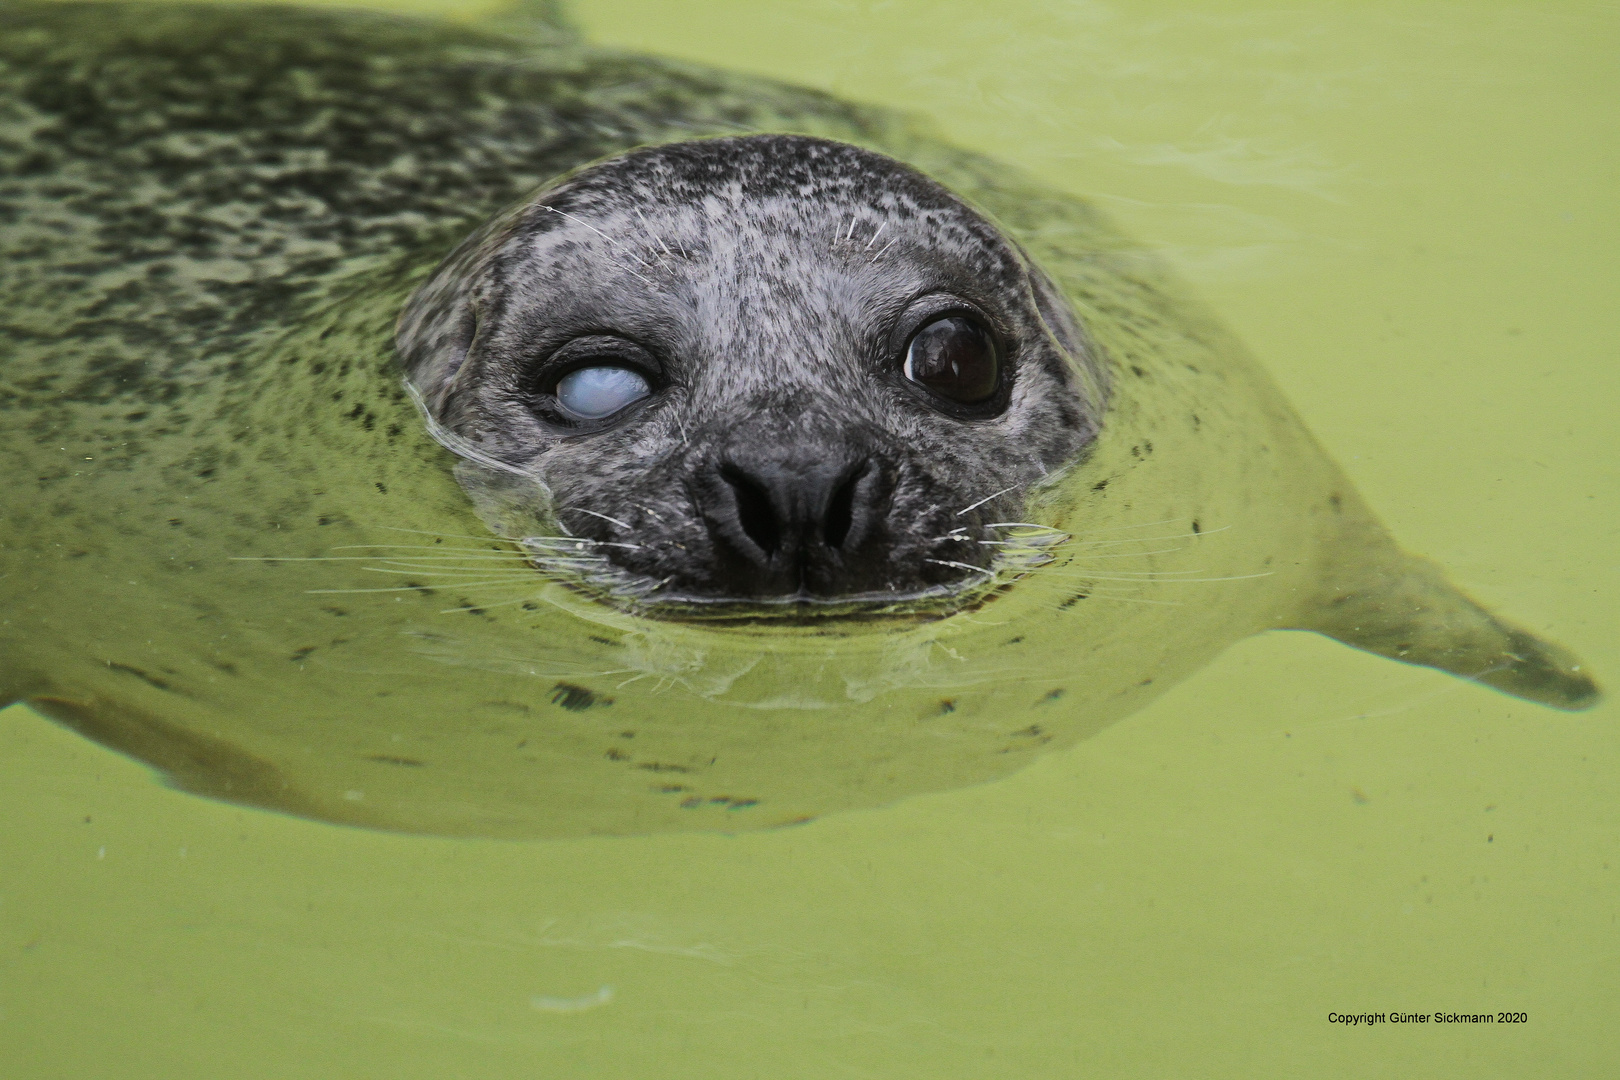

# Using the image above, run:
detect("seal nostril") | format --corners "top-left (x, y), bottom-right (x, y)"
top-left (823, 462), bottom-right (865, 550)
top-left (720, 464), bottom-right (780, 557)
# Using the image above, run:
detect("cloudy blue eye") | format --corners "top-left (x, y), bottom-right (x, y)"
top-left (555, 365), bottom-right (651, 419)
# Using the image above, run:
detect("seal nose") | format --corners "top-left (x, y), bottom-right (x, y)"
top-left (703, 454), bottom-right (877, 595)
top-left (718, 457), bottom-right (868, 558)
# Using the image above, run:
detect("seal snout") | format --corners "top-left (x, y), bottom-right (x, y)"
top-left (701, 451), bottom-right (883, 597)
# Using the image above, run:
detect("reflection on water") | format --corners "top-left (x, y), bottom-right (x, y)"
top-left (2, 1), bottom-right (1614, 1076)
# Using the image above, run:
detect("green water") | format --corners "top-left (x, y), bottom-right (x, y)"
top-left (2, 1), bottom-right (1615, 1075)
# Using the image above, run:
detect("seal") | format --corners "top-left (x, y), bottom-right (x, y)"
top-left (0, 1), bottom-right (1599, 838)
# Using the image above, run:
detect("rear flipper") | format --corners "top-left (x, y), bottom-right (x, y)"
top-left (1288, 500), bottom-right (1600, 711)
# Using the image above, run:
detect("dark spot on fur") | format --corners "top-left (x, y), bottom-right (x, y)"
top-left (1191, 519), bottom-right (1200, 534)
top-left (1005, 635), bottom-right (1023, 644)
top-left (604, 746), bottom-right (629, 761)
top-left (550, 682), bottom-right (608, 711)
top-left (107, 662), bottom-right (175, 692)
top-left (1091, 479), bottom-right (1108, 491)
top-left (938, 699), bottom-right (956, 714)
top-left (588, 635), bottom-right (619, 647)
top-left (374, 482), bottom-right (387, 494)
top-left (476, 696), bottom-right (534, 712)
top-left (1041, 688), bottom-right (1065, 703)
top-left (290, 646), bottom-right (316, 661)
top-left (638, 762), bottom-right (691, 773)
top-left (1058, 592), bottom-right (1088, 609)
top-left (1130, 364), bottom-right (1146, 377)
top-left (366, 754), bottom-right (425, 767)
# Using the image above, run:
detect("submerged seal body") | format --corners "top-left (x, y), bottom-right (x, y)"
top-left (0, 1), bottom-right (1598, 838)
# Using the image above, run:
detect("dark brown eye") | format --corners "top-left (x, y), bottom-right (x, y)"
top-left (903, 315), bottom-right (1000, 404)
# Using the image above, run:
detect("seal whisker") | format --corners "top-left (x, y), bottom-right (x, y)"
top-left (306, 582), bottom-right (535, 595)
top-left (232, 553), bottom-right (527, 565)
top-left (863, 220), bottom-right (887, 250)
top-left (923, 558), bottom-right (998, 578)
top-left (1039, 571), bottom-right (1275, 583)
top-left (435, 594), bottom-right (548, 615)
top-left (357, 568), bottom-right (536, 580)
top-left (1069, 527), bottom-right (1231, 547)
top-left (365, 554), bottom-right (533, 564)
top-left (975, 534), bottom-right (1072, 549)
top-left (372, 526), bottom-right (527, 543)
top-left (1052, 546), bottom-right (1185, 560)
top-left (869, 237), bottom-right (898, 263)
top-left (560, 507), bottom-right (634, 531)
top-left (1068, 516), bottom-right (1182, 534)
top-left (956, 485), bottom-right (1017, 516)
top-left (533, 539), bottom-right (643, 551)
top-left (333, 542), bottom-right (525, 552)
top-left (1066, 593), bottom-right (1185, 607)
top-left (519, 541), bottom-right (604, 554)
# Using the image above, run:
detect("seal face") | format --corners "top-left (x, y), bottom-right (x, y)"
top-left (399, 135), bottom-right (1101, 607)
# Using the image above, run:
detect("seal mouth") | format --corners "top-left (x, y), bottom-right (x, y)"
top-left (517, 524), bottom-right (1069, 624)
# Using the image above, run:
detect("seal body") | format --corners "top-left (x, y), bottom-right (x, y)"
top-left (0, 1), bottom-right (1597, 838)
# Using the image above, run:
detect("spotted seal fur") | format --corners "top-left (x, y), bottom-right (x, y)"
top-left (0, 1), bottom-right (1598, 838)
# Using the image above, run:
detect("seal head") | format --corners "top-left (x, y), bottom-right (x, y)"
top-left (399, 134), bottom-right (1103, 608)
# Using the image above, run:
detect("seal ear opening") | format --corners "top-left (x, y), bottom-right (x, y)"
top-left (1285, 490), bottom-right (1601, 711)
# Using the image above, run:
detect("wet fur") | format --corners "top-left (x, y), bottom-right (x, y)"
top-left (0, 1), bottom-right (1596, 840)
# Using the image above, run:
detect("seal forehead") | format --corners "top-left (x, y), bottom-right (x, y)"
top-left (523, 135), bottom-right (1024, 278)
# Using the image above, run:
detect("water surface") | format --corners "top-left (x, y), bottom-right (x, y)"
top-left (2, 2), bottom-right (1615, 1076)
